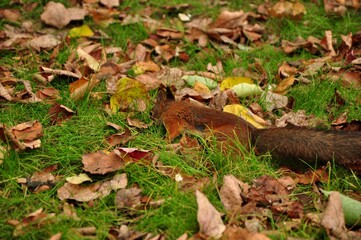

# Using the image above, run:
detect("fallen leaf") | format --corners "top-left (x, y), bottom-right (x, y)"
top-left (219, 175), bottom-right (248, 212)
top-left (105, 129), bottom-right (134, 146)
top-left (69, 25), bottom-right (94, 38)
top-left (82, 150), bottom-right (125, 175)
top-left (58, 174), bottom-right (126, 202)
top-left (322, 190), bottom-right (361, 227)
top-left (69, 75), bottom-right (100, 100)
top-left (110, 77), bottom-right (149, 112)
top-left (100, 0), bottom-right (120, 8)
top-left (27, 34), bottom-right (61, 51)
top-left (40, 1), bottom-right (87, 29)
top-left (222, 226), bottom-right (270, 240)
top-left (182, 75), bottom-right (218, 90)
top-left (321, 191), bottom-right (348, 239)
top-left (66, 173), bottom-right (92, 184)
top-left (115, 187), bottom-right (142, 209)
top-left (127, 117), bottom-right (150, 129)
top-left (269, 1), bottom-right (306, 19)
top-left (220, 77), bottom-right (253, 91)
top-left (262, 91), bottom-right (288, 111)
top-left (223, 104), bottom-right (267, 129)
top-left (77, 47), bottom-right (100, 71)
top-left (196, 190), bottom-right (226, 239)
top-left (10, 208), bottom-right (55, 237)
top-left (48, 104), bottom-right (76, 125)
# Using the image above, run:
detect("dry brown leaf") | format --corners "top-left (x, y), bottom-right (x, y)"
top-left (41, 1), bottom-right (87, 29)
top-left (275, 110), bottom-right (317, 127)
top-left (58, 174), bottom-right (126, 202)
top-left (127, 117), bottom-right (150, 129)
top-left (70, 75), bottom-right (100, 100)
top-left (0, 121), bottom-right (43, 151)
top-left (11, 120), bottom-right (43, 141)
top-left (100, 0), bottom-right (119, 8)
top-left (72, 226), bottom-right (97, 236)
top-left (62, 202), bottom-right (80, 220)
top-left (222, 226), bottom-right (270, 240)
top-left (35, 87), bottom-right (60, 102)
top-left (48, 104), bottom-right (75, 125)
top-left (77, 47), bottom-right (100, 71)
top-left (269, 1), bottom-right (306, 19)
top-left (49, 232), bottom-right (62, 240)
top-left (196, 190), bottom-right (226, 239)
top-left (10, 208), bottom-right (55, 237)
top-left (82, 150), bottom-right (125, 175)
top-left (328, 68), bottom-right (361, 88)
top-left (26, 34), bottom-right (60, 52)
top-left (0, 9), bottom-right (21, 21)
top-left (219, 175), bottom-right (249, 213)
top-left (273, 75), bottom-right (295, 95)
top-left (115, 187), bottom-right (142, 209)
top-left (135, 73), bottom-right (162, 90)
top-left (105, 129), bottom-right (134, 147)
top-left (321, 191), bottom-right (348, 239)
top-left (40, 66), bottom-right (82, 79)
top-left (58, 182), bottom-right (100, 202)
top-left (262, 91), bottom-right (288, 111)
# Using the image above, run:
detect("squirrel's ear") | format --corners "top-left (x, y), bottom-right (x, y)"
top-left (152, 85), bottom-right (175, 121)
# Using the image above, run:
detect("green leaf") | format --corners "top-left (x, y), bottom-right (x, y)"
top-left (322, 190), bottom-right (361, 227)
top-left (231, 83), bottom-right (263, 97)
top-left (182, 75), bottom-right (218, 90)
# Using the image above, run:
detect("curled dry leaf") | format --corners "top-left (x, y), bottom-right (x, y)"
top-left (105, 129), bottom-right (134, 147)
top-left (49, 104), bottom-right (75, 125)
top-left (35, 87), bottom-right (60, 103)
top-left (0, 121), bottom-right (43, 151)
top-left (69, 75), bottom-right (100, 100)
top-left (127, 117), bottom-right (150, 129)
top-left (196, 190), bottom-right (225, 239)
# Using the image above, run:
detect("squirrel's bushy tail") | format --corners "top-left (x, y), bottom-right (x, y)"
top-left (251, 127), bottom-right (361, 170)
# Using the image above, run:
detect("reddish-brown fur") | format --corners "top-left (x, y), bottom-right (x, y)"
top-left (152, 89), bottom-right (361, 171)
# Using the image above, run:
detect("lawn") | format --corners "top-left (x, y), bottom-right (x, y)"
top-left (1, 0), bottom-right (361, 239)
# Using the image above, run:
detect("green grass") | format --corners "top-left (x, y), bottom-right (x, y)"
top-left (1, 0), bottom-right (361, 239)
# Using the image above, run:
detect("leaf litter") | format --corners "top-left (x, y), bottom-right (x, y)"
top-left (1, 0), bottom-right (361, 239)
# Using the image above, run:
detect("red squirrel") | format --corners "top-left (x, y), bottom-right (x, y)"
top-left (152, 88), bottom-right (361, 172)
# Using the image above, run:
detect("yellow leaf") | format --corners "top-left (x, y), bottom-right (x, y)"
top-left (220, 77), bottom-right (253, 91)
top-left (223, 104), bottom-right (266, 129)
top-left (273, 75), bottom-right (295, 95)
top-left (110, 77), bottom-right (148, 113)
top-left (69, 25), bottom-right (94, 38)
top-left (193, 81), bottom-right (211, 95)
